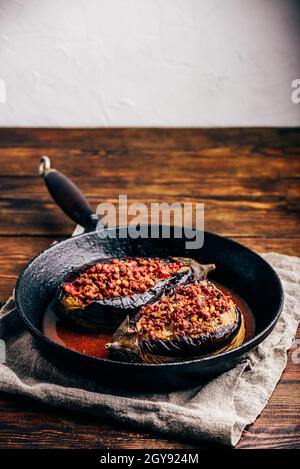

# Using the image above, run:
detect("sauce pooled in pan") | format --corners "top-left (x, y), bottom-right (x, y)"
top-left (43, 281), bottom-right (255, 360)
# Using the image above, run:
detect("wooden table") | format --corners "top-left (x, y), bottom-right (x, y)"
top-left (0, 128), bottom-right (299, 449)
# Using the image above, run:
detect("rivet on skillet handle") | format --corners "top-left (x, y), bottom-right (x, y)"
top-left (39, 156), bottom-right (100, 232)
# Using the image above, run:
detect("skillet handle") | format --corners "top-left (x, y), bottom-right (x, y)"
top-left (39, 156), bottom-right (100, 231)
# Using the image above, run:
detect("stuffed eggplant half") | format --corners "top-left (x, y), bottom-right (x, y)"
top-left (56, 257), bottom-right (214, 329)
top-left (106, 280), bottom-right (245, 363)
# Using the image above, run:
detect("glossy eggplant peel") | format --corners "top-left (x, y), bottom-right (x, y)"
top-left (55, 257), bottom-right (214, 330)
top-left (106, 280), bottom-right (245, 363)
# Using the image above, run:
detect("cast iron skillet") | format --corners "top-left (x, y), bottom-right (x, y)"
top-left (15, 157), bottom-right (284, 391)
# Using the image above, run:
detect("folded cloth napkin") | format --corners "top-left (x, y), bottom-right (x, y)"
top-left (0, 252), bottom-right (299, 447)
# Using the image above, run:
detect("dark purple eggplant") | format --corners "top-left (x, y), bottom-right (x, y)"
top-left (139, 306), bottom-right (242, 357)
top-left (55, 266), bottom-right (191, 329)
top-left (106, 280), bottom-right (244, 363)
top-left (55, 257), bottom-right (215, 330)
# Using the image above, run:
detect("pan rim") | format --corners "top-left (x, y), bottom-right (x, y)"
top-left (15, 227), bottom-right (284, 368)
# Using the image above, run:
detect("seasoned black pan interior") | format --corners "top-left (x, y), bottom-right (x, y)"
top-left (15, 158), bottom-right (284, 390)
top-left (15, 226), bottom-right (283, 390)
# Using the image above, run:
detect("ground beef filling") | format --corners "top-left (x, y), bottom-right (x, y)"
top-left (62, 258), bottom-right (182, 305)
top-left (137, 282), bottom-right (236, 340)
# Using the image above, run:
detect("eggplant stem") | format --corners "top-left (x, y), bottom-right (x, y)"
top-left (171, 257), bottom-right (216, 279)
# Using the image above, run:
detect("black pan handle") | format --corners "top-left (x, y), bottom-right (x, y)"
top-left (39, 156), bottom-right (100, 232)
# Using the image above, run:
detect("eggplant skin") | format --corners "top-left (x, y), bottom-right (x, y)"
top-left (107, 312), bottom-right (246, 364)
top-left (55, 265), bottom-right (192, 329)
top-left (140, 307), bottom-right (241, 357)
top-left (107, 307), bottom-right (243, 363)
top-left (107, 280), bottom-right (244, 362)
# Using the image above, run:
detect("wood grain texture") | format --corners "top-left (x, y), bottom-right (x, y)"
top-left (1, 176), bottom-right (300, 237)
top-left (0, 128), bottom-right (299, 449)
top-left (1, 236), bottom-right (300, 303)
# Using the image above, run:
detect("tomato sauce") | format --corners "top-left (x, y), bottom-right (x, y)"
top-left (214, 281), bottom-right (255, 343)
top-left (43, 306), bottom-right (112, 359)
top-left (43, 282), bottom-right (255, 359)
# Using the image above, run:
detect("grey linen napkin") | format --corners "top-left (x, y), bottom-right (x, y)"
top-left (0, 252), bottom-right (299, 447)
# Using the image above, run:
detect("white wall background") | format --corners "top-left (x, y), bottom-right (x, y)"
top-left (0, 0), bottom-right (299, 127)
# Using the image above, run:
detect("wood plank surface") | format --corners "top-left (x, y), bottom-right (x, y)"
top-left (0, 128), bottom-right (299, 449)
top-left (1, 236), bottom-right (299, 303)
